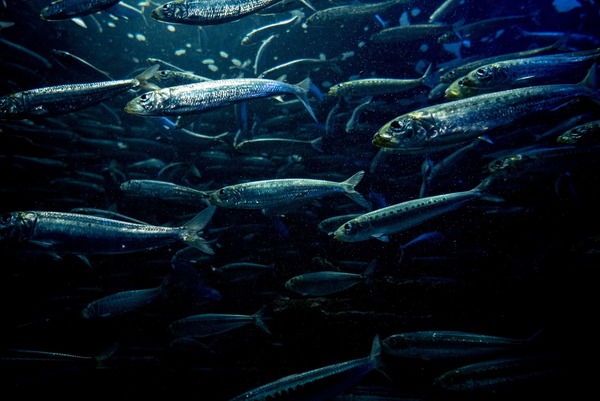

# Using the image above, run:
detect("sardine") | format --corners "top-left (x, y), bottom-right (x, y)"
top-left (40, 0), bottom-right (121, 20)
top-left (209, 170), bottom-right (370, 213)
top-left (124, 77), bottom-right (318, 123)
top-left (0, 65), bottom-right (159, 120)
top-left (0, 206), bottom-right (216, 255)
top-left (151, 0), bottom-right (286, 25)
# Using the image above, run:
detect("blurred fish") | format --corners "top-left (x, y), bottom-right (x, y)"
top-left (125, 77), bottom-right (318, 123)
top-left (81, 286), bottom-right (163, 319)
top-left (428, 0), bottom-right (463, 24)
top-left (120, 179), bottom-right (212, 206)
top-left (150, 0), bottom-right (287, 25)
top-left (328, 64), bottom-right (433, 98)
top-left (304, 0), bottom-right (408, 27)
top-left (229, 335), bottom-right (384, 401)
top-left (257, 56), bottom-right (342, 80)
top-left (556, 119), bottom-right (600, 145)
top-left (40, 0), bottom-right (122, 20)
top-left (209, 170), bottom-right (370, 214)
top-left (285, 259), bottom-right (377, 296)
top-left (241, 14), bottom-right (299, 46)
top-left (369, 24), bottom-right (454, 45)
top-left (234, 136), bottom-right (324, 155)
top-left (148, 69), bottom-right (213, 88)
top-left (0, 206), bottom-right (216, 256)
top-left (373, 64), bottom-right (600, 153)
top-left (169, 305), bottom-right (271, 337)
top-left (0, 65), bottom-right (159, 120)
top-left (332, 176), bottom-right (502, 243)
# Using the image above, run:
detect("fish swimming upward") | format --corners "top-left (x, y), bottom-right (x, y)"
top-left (0, 206), bottom-right (216, 256)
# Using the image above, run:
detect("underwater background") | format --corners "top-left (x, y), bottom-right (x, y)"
top-left (1, 0), bottom-right (598, 399)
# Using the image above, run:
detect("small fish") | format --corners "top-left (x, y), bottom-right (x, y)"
top-left (120, 179), bottom-right (212, 206)
top-left (328, 64), bottom-right (433, 98)
top-left (148, 69), bottom-right (213, 88)
top-left (208, 170), bottom-right (370, 214)
top-left (229, 335), bottom-right (384, 401)
top-left (285, 259), bottom-right (376, 296)
top-left (304, 0), bottom-right (406, 27)
top-left (169, 305), bottom-right (271, 337)
top-left (556, 120), bottom-right (600, 145)
top-left (81, 287), bottom-right (163, 319)
top-left (241, 14), bottom-right (299, 46)
top-left (0, 206), bottom-right (216, 255)
top-left (0, 65), bottom-right (159, 120)
top-left (151, 0), bottom-right (286, 25)
top-left (125, 77), bottom-right (318, 123)
top-left (40, 0), bottom-right (122, 20)
top-left (332, 176), bottom-right (502, 243)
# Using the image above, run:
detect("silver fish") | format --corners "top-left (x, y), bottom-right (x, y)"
top-left (0, 65), bottom-right (159, 120)
top-left (208, 170), bottom-right (370, 213)
top-left (373, 65), bottom-right (600, 153)
top-left (150, 0), bottom-right (286, 25)
top-left (0, 206), bottom-right (216, 255)
top-left (332, 176), bottom-right (502, 242)
top-left (124, 77), bottom-right (318, 122)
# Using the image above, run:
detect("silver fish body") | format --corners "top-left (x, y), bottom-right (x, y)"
top-left (125, 77), bottom-right (317, 122)
top-left (0, 207), bottom-right (215, 255)
top-left (333, 177), bottom-right (501, 242)
top-left (208, 170), bottom-right (370, 212)
top-left (0, 65), bottom-right (158, 120)
top-left (151, 0), bottom-right (285, 25)
top-left (373, 72), bottom-right (600, 153)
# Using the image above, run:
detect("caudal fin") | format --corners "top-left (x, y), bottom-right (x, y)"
top-left (182, 206), bottom-right (216, 254)
top-left (341, 170), bottom-right (371, 209)
top-left (295, 77), bottom-right (319, 123)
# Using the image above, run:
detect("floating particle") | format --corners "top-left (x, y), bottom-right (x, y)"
top-left (167, 24), bottom-right (175, 32)
top-left (358, 41), bottom-right (366, 48)
top-left (175, 49), bottom-right (186, 56)
top-left (107, 21), bottom-right (116, 28)
top-left (202, 58), bottom-right (215, 64)
top-left (135, 33), bottom-right (146, 42)
top-left (219, 50), bottom-right (229, 58)
top-left (186, 43), bottom-right (192, 48)
top-left (208, 64), bottom-right (219, 72)
top-left (127, 33), bottom-right (134, 39)
top-left (419, 44), bottom-right (429, 52)
top-left (231, 58), bottom-right (242, 67)
top-left (411, 7), bottom-right (421, 17)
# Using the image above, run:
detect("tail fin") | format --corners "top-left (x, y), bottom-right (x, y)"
top-left (252, 304), bottom-right (272, 335)
top-left (294, 77), bottom-right (319, 123)
top-left (473, 175), bottom-right (504, 202)
top-left (181, 206), bottom-right (216, 255)
top-left (340, 170), bottom-right (371, 209)
top-left (134, 64), bottom-right (161, 90)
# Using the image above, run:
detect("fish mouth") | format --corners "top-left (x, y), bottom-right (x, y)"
top-left (444, 89), bottom-right (460, 99)
top-left (124, 101), bottom-right (144, 115)
top-left (372, 133), bottom-right (397, 148)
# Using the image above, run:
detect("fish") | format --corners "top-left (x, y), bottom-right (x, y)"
top-left (372, 64), bottom-right (600, 154)
top-left (304, 0), bottom-right (407, 27)
top-left (382, 330), bottom-right (534, 362)
top-left (556, 119), bottom-right (600, 145)
top-left (0, 206), bottom-right (216, 256)
top-left (241, 14), bottom-right (299, 46)
top-left (257, 56), bottom-right (342, 80)
top-left (81, 287), bottom-right (163, 319)
top-left (124, 77), bottom-right (318, 123)
top-left (228, 335), bottom-right (384, 401)
top-left (328, 64), bottom-right (433, 98)
top-left (0, 65), bottom-right (159, 120)
top-left (40, 0), bottom-right (122, 20)
top-left (332, 176), bottom-right (502, 243)
top-left (119, 179), bottom-right (212, 206)
top-left (169, 305), bottom-right (271, 338)
top-left (284, 259), bottom-right (376, 296)
top-left (369, 24), bottom-right (454, 44)
top-left (150, 0), bottom-right (287, 25)
top-left (445, 48), bottom-right (600, 99)
top-left (148, 69), bottom-right (213, 88)
top-left (208, 170), bottom-right (370, 214)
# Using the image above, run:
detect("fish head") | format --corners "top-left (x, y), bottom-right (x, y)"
top-left (463, 64), bottom-right (506, 89)
top-left (151, 2), bottom-right (186, 23)
top-left (0, 211), bottom-right (37, 244)
top-left (332, 218), bottom-right (369, 242)
top-left (372, 112), bottom-right (438, 151)
top-left (209, 187), bottom-right (242, 207)
top-left (0, 94), bottom-right (23, 120)
top-left (124, 89), bottom-right (169, 116)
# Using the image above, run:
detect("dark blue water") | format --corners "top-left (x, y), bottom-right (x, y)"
top-left (1, 0), bottom-right (598, 399)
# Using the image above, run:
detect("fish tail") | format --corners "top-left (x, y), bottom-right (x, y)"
top-left (473, 175), bottom-right (504, 202)
top-left (420, 63), bottom-right (436, 89)
top-left (294, 77), bottom-right (319, 123)
top-left (311, 136), bottom-right (324, 153)
top-left (252, 305), bottom-right (272, 335)
top-left (341, 170), bottom-right (371, 209)
top-left (134, 64), bottom-right (160, 90)
top-left (181, 205), bottom-right (216, 255)
top-left (580, 62), bottom-right (598, 91)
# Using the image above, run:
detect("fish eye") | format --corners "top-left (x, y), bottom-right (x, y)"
top-left (475, 67), bottom-right (492, 81)
top-left (159, 71), bottom-right (168, 77)
top-left (344, 222), bottom-right (357, 235)
top-left (0, 212), bottom-right (12, 225)
top-left (390, 120), bottom-right (403, 132)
